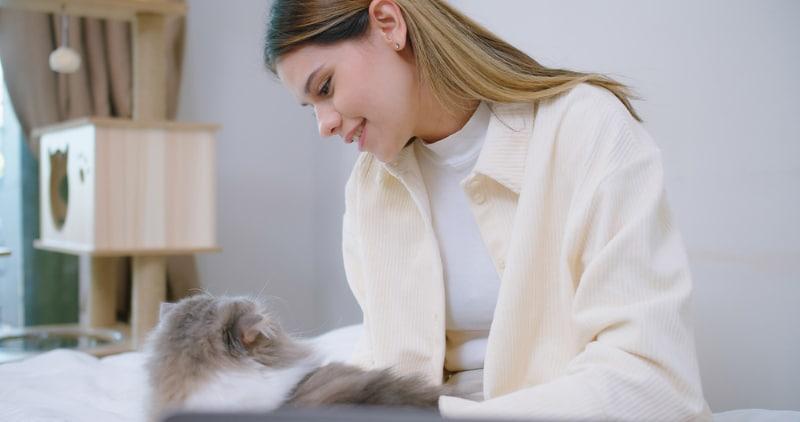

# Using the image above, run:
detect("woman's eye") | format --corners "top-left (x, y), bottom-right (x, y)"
top-left (318, 78), bottom-right (331, 96)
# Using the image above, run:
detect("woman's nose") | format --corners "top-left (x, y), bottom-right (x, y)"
top-left (316, 106), bottom-right (341, 138)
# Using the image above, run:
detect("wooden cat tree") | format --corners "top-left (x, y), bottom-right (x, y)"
top-left (0, 0), bottom-right (219, 351)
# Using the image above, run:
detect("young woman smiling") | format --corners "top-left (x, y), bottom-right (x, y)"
top-left (265, 1), bottom-right (710, 420)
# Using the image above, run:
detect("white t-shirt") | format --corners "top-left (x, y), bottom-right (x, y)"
top-left (416, 102), bottom-right (500, 373)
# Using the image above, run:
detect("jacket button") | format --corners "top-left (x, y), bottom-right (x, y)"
top-left (497, 258), bottom-right (506, 271)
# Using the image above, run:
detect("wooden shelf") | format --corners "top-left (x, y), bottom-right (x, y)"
top-left (35, 239), bottom-right (221, 257)
top-left (32, 117), bottom-right (220, 138)
top-left (3, 0), bottom-right (216, 352)
top-left (0, 0), bottom-right (186, 20)
top-left (35, 118), bottom-right (218, 256)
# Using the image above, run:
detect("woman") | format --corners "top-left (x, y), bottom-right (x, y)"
top-left (265, 0), bottom-right (710, 420)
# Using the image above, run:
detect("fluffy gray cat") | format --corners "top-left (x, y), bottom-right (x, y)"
top-left (145, 294), bottom-right (445, 419)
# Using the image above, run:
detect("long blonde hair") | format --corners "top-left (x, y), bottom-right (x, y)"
top-left (265, 0), bottom-right (641, 122)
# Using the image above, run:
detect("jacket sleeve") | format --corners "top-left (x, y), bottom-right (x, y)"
top-left (440, 120), bottom-right (710, 421)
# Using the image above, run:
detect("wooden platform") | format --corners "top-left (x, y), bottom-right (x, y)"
top-left (0, 323), bottom-right (132, 364)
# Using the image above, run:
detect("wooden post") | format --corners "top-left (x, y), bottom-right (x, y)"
top-left (131, 256), bottom-right (166, 345)
top-left (87, 257), bottom-right (118, 327)
top-left (128, 12), bottom-right (169, 347)
top-left (133, 13), bottom-right (167, 121)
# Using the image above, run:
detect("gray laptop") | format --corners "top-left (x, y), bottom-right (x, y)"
top-left (163, 407), bottom-right (545, 422)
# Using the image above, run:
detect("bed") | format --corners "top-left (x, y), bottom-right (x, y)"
top-left (1, 324), bottom-right (796, 422)
top-left (0, 324), bottom-right (361, 421)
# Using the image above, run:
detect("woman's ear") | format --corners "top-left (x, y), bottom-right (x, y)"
top-left (368, 0), bottom-right (407, 51)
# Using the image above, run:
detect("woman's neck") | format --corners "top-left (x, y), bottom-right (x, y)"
top-left (414, 85), bottom-right (479, 144)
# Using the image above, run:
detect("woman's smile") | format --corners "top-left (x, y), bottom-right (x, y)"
top-left (357, 123), bottom-right (367, 151)
top-left (345, 120), bottom-right (367, 151)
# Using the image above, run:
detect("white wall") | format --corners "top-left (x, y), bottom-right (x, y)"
top-left (178, 0), bottom-right (361, 335)
top-left (178, 0), bottom-right (799, 412)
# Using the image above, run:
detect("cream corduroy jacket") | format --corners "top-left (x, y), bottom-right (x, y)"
top-left (342, 84), bottom-right (710, 421)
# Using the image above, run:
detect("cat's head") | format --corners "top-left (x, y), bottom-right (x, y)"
top-left (149, 294), bottom-right (282, 363)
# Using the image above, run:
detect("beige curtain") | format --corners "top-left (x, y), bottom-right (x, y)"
top-left (0, 9), bottom-right (198, 313)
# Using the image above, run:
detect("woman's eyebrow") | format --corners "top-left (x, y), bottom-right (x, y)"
top-left (304, 65), bottom-right (324, 96)
top-left (300, 65), bottom-right (324, 107)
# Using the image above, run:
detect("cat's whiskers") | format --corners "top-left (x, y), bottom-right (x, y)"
top-left (253, 294), bottom-right (289, 313)
top-left (287, 319), bottom-right (331, 339)
top-left (257, 280), bottom-right (269, 298)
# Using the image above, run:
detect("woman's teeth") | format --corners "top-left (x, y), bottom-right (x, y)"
top-left (352, 125), bottom-right (363, 143)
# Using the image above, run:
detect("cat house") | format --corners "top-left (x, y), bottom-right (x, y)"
top-left (34, 118), bottom-right (218, 255)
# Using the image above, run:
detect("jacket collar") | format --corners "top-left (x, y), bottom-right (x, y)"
top-left (382, 102), bottom-right (535, 196)
top-left (382, 143), bottom-right (432, 226)
top-left (473, 102), bottom-right (535, 195)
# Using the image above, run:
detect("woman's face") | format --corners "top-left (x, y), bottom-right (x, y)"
top-left (275, 3), bottom-right (419, 163)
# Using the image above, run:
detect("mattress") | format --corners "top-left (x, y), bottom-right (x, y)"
top-left (1, 323), bottom-right (797, 421)
top-left (0, 324), bottom-right (362, 422)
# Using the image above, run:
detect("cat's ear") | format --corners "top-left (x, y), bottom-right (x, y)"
top-left (236, 313), bottom-right (265, 347)
top-left (159, 302), bottom-right (176, 321)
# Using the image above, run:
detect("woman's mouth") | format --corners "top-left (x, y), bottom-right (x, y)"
top-left (357, 124), bottom-right (367, 151)
top-left (350, 121), bottom-right (366, 151)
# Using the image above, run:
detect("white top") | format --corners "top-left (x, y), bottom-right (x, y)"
top-left (416, 102), bottom-right (500, 372)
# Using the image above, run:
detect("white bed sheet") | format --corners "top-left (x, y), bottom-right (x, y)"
top-left (1, 323), bottom-right (797, 422)
top-left (0, 324), bottom-right (362, 422)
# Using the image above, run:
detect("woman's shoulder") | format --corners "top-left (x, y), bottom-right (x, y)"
top-left (553, 83), bottom-right (654, 143)
top-left (540, 82), bottom-right (638, 127)
top-left (533, 83), bottom-right (660, 182)
top-left (491, 82), bottom-right (643, 148)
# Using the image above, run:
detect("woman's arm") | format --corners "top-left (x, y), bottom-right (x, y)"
top-left (441, 140), bottom-right (710, 421)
